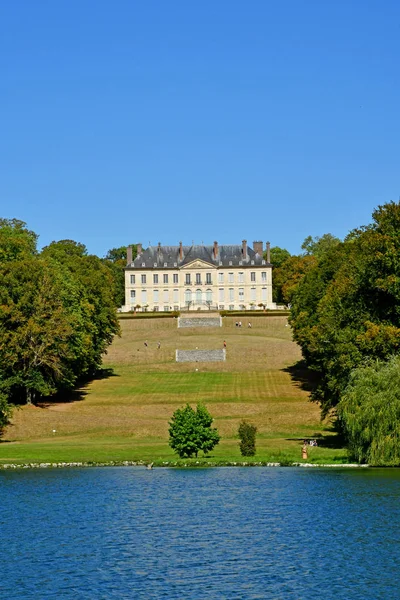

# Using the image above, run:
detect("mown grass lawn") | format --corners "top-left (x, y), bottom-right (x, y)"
top-left (0, 316), bottom-right (347, 465)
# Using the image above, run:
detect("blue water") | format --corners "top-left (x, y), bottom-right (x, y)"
top-left (1, 467), bottom-right (400, 599)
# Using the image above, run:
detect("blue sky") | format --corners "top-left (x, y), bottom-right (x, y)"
top-left (1, 1), bottom-right (399, 256)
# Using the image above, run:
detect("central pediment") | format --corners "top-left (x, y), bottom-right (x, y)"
top-left (181, 259), bottom-right (216, 269)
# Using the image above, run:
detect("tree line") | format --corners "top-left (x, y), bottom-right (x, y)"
top-left (0, 219), bottom-right (129, 427)
top-left (276, 202), bottom-right (400, 465)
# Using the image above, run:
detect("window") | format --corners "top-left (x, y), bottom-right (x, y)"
top-left (163, 274), bottom-right (168, 284)
top-left (153, 290), bottom-right (159, 302)
top-left (238, 272), bottom-right (244, 283)
top-left (251, 272), bottom-right (256, 282)
top-left (196, 273), bottom-right (201, 284)
top-left (196, 289), bottom-right (202, 303)
top-left (261, 271), bottom-right (267, 282)
top-left (250, 287), bottom-right (256, 301)
top-left (164, 305), bottom-right (169, 312)
top-left (219, 288), bottom-right (224, 302)
top-left (130, 274), bottom-right (135, 284)
top-left (185, 289), bottom-right (192, 303)
top-left (206, 289), bottom-right (212, 302)
top-left (141, 290), bottom-right (147, 304)
top-left (229, 304), bottom-right (234, 311)
top-left (130, 290), bottom-right (136, 299)
top-left (218, 272), bottom-right (224, 284)
top-left (206, 273), bottom-right (212, 284)
top-left (229, 288), bottom-right (234, 301)
top-left (219, 305), bottom-right (225, 310)
top-left (154, 306), bottom-right (159, 312)
top-left (174, 305), bottom-right (179, 311)
top-left (262, 260), bottom-right (266, 265)
top-left (141, 274), bottom-right (146, 284)
top-left (228, 272), bottom-right (234, 283)
top-left (163, 289), bottom-right (169, 302)
top-left (173, 274), bottom-right (178, 284)
top-left (185, 274), bottom-right (191, 285)
top-left (153, 274), bottom-right (158, 284)
top-left (173, 289), bottom-right (179, 303)
top-left (239, 287), bottom-right (244, 300)
top-left (262, 287), bottom-right (267, 301)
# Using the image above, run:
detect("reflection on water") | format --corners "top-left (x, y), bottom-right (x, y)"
top-left (1, 467), bottom-right (400, 599)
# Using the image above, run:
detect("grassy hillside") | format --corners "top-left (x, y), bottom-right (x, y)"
top-left (0, 316), bottom-right (347, 465)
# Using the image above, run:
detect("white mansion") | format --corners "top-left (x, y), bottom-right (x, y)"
top-left (123, 240), bottom-right (276, 312)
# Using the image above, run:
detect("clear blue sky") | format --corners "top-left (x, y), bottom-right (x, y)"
top-left (1, 1), bottom-right (399, 256)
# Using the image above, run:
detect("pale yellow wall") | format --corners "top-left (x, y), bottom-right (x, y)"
top-left (124, 262), bottom-right (274, 311)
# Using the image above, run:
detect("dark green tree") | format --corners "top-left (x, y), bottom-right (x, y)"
top-left (102, 244), bottom-right (137, 307)
top-left (168, 403), bottom-right (220, 458)
top-left (238, 421), bottom-right (257, 456)
top-left (290, 201), bottom-right (400, 414)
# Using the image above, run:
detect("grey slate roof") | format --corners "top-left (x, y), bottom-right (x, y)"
top-left (127, 244), bottom-right (271, 269)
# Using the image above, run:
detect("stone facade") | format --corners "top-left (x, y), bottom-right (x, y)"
top-left (122, 240), bottom-right (276, 312)
top-left (178, 317), bottom-right (222, 328)
top-left (176, 349), bottom-right (226, 362)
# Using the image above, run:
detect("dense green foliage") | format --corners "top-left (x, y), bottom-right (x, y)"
top-left (337, 357), bottom-right (400, 465)
top-left (102, 244), bottom-right (137, 307)
top-left (290, 202), bottom-right (400, 415)
top-left (238, 421), bottom-right (257, 456)
top-left (168, 403), bottom-right (220, 458)
top-left (0, 221), bottom-right (120, 419)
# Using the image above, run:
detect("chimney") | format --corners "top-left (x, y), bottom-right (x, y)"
top-left (266, 241), bottom-right (271, 263)
top-left (253, 241), bottom-right (263, 255)
top-left (179, 241), bottom-right (183, 261)
top-left (137, 242), bottom-right (142, 255)
top-left (157, 242), bottom-right (161, 253)
top-left (213, 240), bottom-right (218, 259)
top-left (126, 245), bottom-right (133, 266)
top-left (242, 239), bottom-right (247, 257)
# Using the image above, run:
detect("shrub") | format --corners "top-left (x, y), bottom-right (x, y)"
top-left (168, 403), bottom-right (220, 458)
top-left (238, 421), bottom-right (257, 456)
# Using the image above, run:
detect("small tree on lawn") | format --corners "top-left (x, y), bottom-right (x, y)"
top-left (238, 421), bottom-right (257, 456)
top-left (169, 403), bottom-right (220, 458)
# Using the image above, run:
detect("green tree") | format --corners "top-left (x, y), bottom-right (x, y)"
top-left (338, 357), bottom-right (400, 465)
top-left (301, 233), bottom-right (341, 257)
top-left (41, 240), bottom-right (120, 378)
top-left (273, 254), bottom-right (317, 304)
top-left (290, 201), bottom-right (400, 414)
top-left (102, 244), bottom-right (137, 307)
top-left (0, 218), bottom-right (38, 262)
top-left (0, 258), bottom-right (76, 405)
top-left (238, 421), bottom-right (257, 456)
top-left (269, 246), bottom-right (291, 268)
top-left (168, 403), bottom-right (220, 458)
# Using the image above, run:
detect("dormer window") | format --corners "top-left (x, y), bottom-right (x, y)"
top-left (239, 261), bottom-right (242, 265)
top-left (251, 260), bottom-right (255, 265)
top-left (174, 262), bottom-right (177, 267)
top-left (229, 261), bottom-right (232, 266)
top-left (262, 260), bottom-right (266, 265)
top-left (142, 263), bottom-right (146, 267)
top-left (164, 262), bottom-right (167, 267)
top-left (219, 261), bottom-right (222, 266)
top-left (154, 263), bottom-right (157, 267)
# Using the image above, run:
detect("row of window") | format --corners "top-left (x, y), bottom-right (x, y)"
top-left (130, 287), bottom-right (268, 303)
top-left (130, 272), bottom-right (268, 285)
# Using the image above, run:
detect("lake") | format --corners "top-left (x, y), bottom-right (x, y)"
top-left (1, 467), bottom-right (399, 599)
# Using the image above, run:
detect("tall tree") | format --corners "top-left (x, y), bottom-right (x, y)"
top-left (103, 244), bottom-right (137, 307)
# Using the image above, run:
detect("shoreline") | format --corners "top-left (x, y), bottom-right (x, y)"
top-left (0, 460), bottom-right (369, 470)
